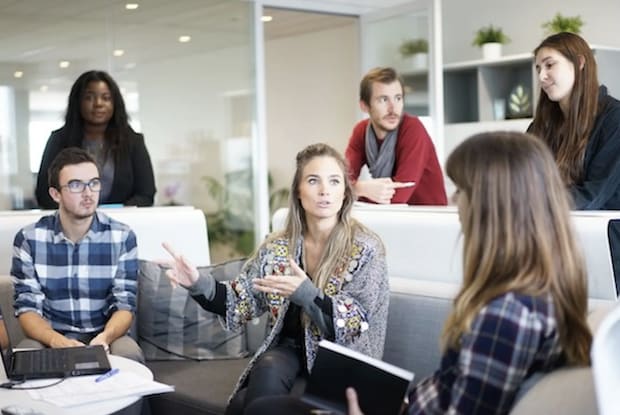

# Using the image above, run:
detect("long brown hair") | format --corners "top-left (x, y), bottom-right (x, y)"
top-left (444, 131), bottom-right (591, 365)
top-left (529, 32), bottom-right (600, 185)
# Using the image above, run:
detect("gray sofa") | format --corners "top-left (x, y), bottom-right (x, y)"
top-left (0, 274), bottom-right (605, 415)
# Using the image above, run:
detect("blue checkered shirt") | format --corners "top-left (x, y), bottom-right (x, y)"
top-left (11, 211), bottom-right (138, 336)
top-left (408, 292), bottom-right (564, 414)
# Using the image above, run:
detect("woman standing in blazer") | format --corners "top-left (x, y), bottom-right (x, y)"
top-left (36, 70), bottom-right (156, 208)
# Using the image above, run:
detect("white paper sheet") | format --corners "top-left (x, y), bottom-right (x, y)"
top-left (26, 371), bottom-right (173, 407)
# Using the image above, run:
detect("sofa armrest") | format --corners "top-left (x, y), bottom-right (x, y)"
top-left (510, 367), bottom-right (598, 415)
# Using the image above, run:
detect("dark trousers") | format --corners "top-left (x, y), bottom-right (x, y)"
top-left (225, 344), bottom-right (306, 415)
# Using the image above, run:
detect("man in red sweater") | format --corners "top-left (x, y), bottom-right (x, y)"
top-left (345, 67), bottom-right (447, 205)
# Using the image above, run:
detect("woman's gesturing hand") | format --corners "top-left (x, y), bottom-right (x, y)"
top-left (161, 242), bottom-right (199, 287)
top-left (253, 258), bottom-right (308, 297)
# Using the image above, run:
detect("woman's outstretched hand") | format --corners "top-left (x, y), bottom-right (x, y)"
top-left (161, 242), bottom-right (199, 287)
top-left (252, 258), bottom-right (308, 297)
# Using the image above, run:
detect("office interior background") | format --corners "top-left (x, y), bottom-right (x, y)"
top-left (1, 0), bottom-right (619, 260)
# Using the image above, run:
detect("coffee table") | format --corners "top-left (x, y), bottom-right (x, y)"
top-left (0, 355), bottom-right (152, 414)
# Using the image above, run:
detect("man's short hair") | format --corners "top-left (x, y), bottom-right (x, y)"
top-left (48, 147), bottom-right (97, 189)
top-left (359, 67), bottom-right (404, 106)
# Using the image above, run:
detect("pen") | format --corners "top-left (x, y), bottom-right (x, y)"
top-left (95, 368), bottom-right (119, 383)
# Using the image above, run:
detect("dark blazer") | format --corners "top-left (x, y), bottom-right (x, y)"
top-left (35, 127), bottom-right (156, 208)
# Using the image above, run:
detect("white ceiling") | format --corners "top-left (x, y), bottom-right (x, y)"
top-left (0, 0), bottom-right (406, 92)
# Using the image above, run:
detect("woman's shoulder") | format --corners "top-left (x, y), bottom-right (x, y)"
top-left (352, 223), bottom-right (385, 254)
top-left (598, 86), bottom-right (620, 119)
top-left (124, 127), bottom-right (145, 144)
top-left (48, 126), bottom-right (68, 141)
top-left (482, 292), bottom-right (555, 326)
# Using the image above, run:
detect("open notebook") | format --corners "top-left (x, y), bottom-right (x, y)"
top-left (302, 340), bottom-right (414, 415)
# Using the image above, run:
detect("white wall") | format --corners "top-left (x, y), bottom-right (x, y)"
top-left (265, 23), bottom-right (359, 191)
top-left (442, 0), bottom-right (620, 63)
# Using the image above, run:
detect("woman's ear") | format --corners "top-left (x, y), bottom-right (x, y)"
top-left (578, 55), bottom-right (586, 71)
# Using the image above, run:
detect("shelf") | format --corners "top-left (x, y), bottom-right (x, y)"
top-left (443, 48), bottom-right (620, 125)
top-left (443, 53), bottom-right (536, 124)
top-left (402, 69), bottom-right (429, 116)
top-left (444, 52), bottom-right (533, 71)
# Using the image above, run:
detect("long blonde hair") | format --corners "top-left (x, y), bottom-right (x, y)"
top-left (276, 143), bottom-right (370, 291)
top-left (444, 132), bottom-right (591, 365)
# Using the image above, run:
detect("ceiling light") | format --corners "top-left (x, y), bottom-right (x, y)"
top-left (113, 49), bottom-right (125, 57)
top-left (261, 15), bottom-right (273, 22)
top-left (59, 61), bottom-right (70, 69)
top-left (14, 71), bottom-right (23, 79)
top-left (125, 62), bottom-right (136, 70)
top-left (178, 35), bottom-right (191, 43)
top-left (125, 3), bottom-right (139, 10)
top-left (40, 85), bottom-right (48, 92)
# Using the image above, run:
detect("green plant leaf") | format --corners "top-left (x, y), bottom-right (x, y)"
top-left (472, 25), bottom-right (510, 47)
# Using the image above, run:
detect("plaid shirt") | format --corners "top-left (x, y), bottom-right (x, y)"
top-left (11, 211), bottom-right (138, 336)
top-left (408, 292), bottom-right (564, 415)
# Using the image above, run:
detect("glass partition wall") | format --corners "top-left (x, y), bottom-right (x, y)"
top-left (0, 1), bottom-right (260, 261)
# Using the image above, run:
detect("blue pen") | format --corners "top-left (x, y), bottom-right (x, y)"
top-left (95, 368), bottom-right (120, 383)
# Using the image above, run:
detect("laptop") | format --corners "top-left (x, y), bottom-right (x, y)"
top-left (0, 303), bottom-right (111, 380)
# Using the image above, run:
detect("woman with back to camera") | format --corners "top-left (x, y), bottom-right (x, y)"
top-left (251, 132), bottom-right (592, 415)
top-left (529, 31), bottom-right (620, 292)
top-left (36, 70), bottom-right (156, 208)
top-left (402, 132), bottom-right (592, 414)
top-left (163, 143), bottom-right (389, 415)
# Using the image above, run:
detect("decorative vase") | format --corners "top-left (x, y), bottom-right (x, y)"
top-left (482, 42), bottom-right (502, 60)
top-left (409, 53), bottom-right (428, 70)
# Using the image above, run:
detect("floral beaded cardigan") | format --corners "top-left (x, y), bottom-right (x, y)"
top-left (224, 231), bottom-right (389, 401)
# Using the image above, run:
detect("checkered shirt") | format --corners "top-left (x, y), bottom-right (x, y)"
top-left (11, 211), bottom-right (138, 335)
top-left (408, 292), bottom-right (564, 414)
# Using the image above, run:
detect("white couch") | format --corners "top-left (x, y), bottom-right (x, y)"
top-left (273, 204), bottom-right (619, 302)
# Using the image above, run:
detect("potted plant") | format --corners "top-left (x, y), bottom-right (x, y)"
top-left (472, 25), bottom-right (510, 60)
top-left (542, 13), bottom-right (584, 35)
top-left (399, 38), bottom-right (429, 70)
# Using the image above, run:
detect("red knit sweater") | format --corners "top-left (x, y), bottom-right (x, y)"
top-left (345, 114), bottom-right (447, 205)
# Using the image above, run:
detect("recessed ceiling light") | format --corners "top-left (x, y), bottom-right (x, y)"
top-left (125, 3), bottom-right (139, 10)
top-left (40, 85), bottom-right (48, 92)
top-left (178, 35), bottom-right (191, 43)
top-left (113, 49), bottom-right (125, 57)
top-left (125, 62), bottom-right (136, 70)
top-left (261, 15), bottom-right (273, 22)
top-left (59, 60), bottom-right (70, 69)
top-left (14, 71), bottom-right (23, 78)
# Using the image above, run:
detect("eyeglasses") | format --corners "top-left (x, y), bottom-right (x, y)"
top-left (60, 178), bottom-right (102, 193)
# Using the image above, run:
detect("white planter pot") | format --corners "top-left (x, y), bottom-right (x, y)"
top-left (409, 53), bottom-right (428, 70)
top-left (482, 42), bottom-right (502, 60)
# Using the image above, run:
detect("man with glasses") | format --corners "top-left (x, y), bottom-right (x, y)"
top-left (345, 67), bottom-right (447, 205)
top-left (10, 147), bottom-right (142, 362)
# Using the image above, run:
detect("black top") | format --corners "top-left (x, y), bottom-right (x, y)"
top-left (571, 85), bottom-right (620, 209)
top-left (35, 127), bottom-right (156, 208)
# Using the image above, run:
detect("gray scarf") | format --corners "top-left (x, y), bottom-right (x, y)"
top-left (365, 123), bottom-right (399, 178)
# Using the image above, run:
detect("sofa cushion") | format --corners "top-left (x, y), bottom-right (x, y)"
top-left (138, 258), bottom-right (248, 361)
